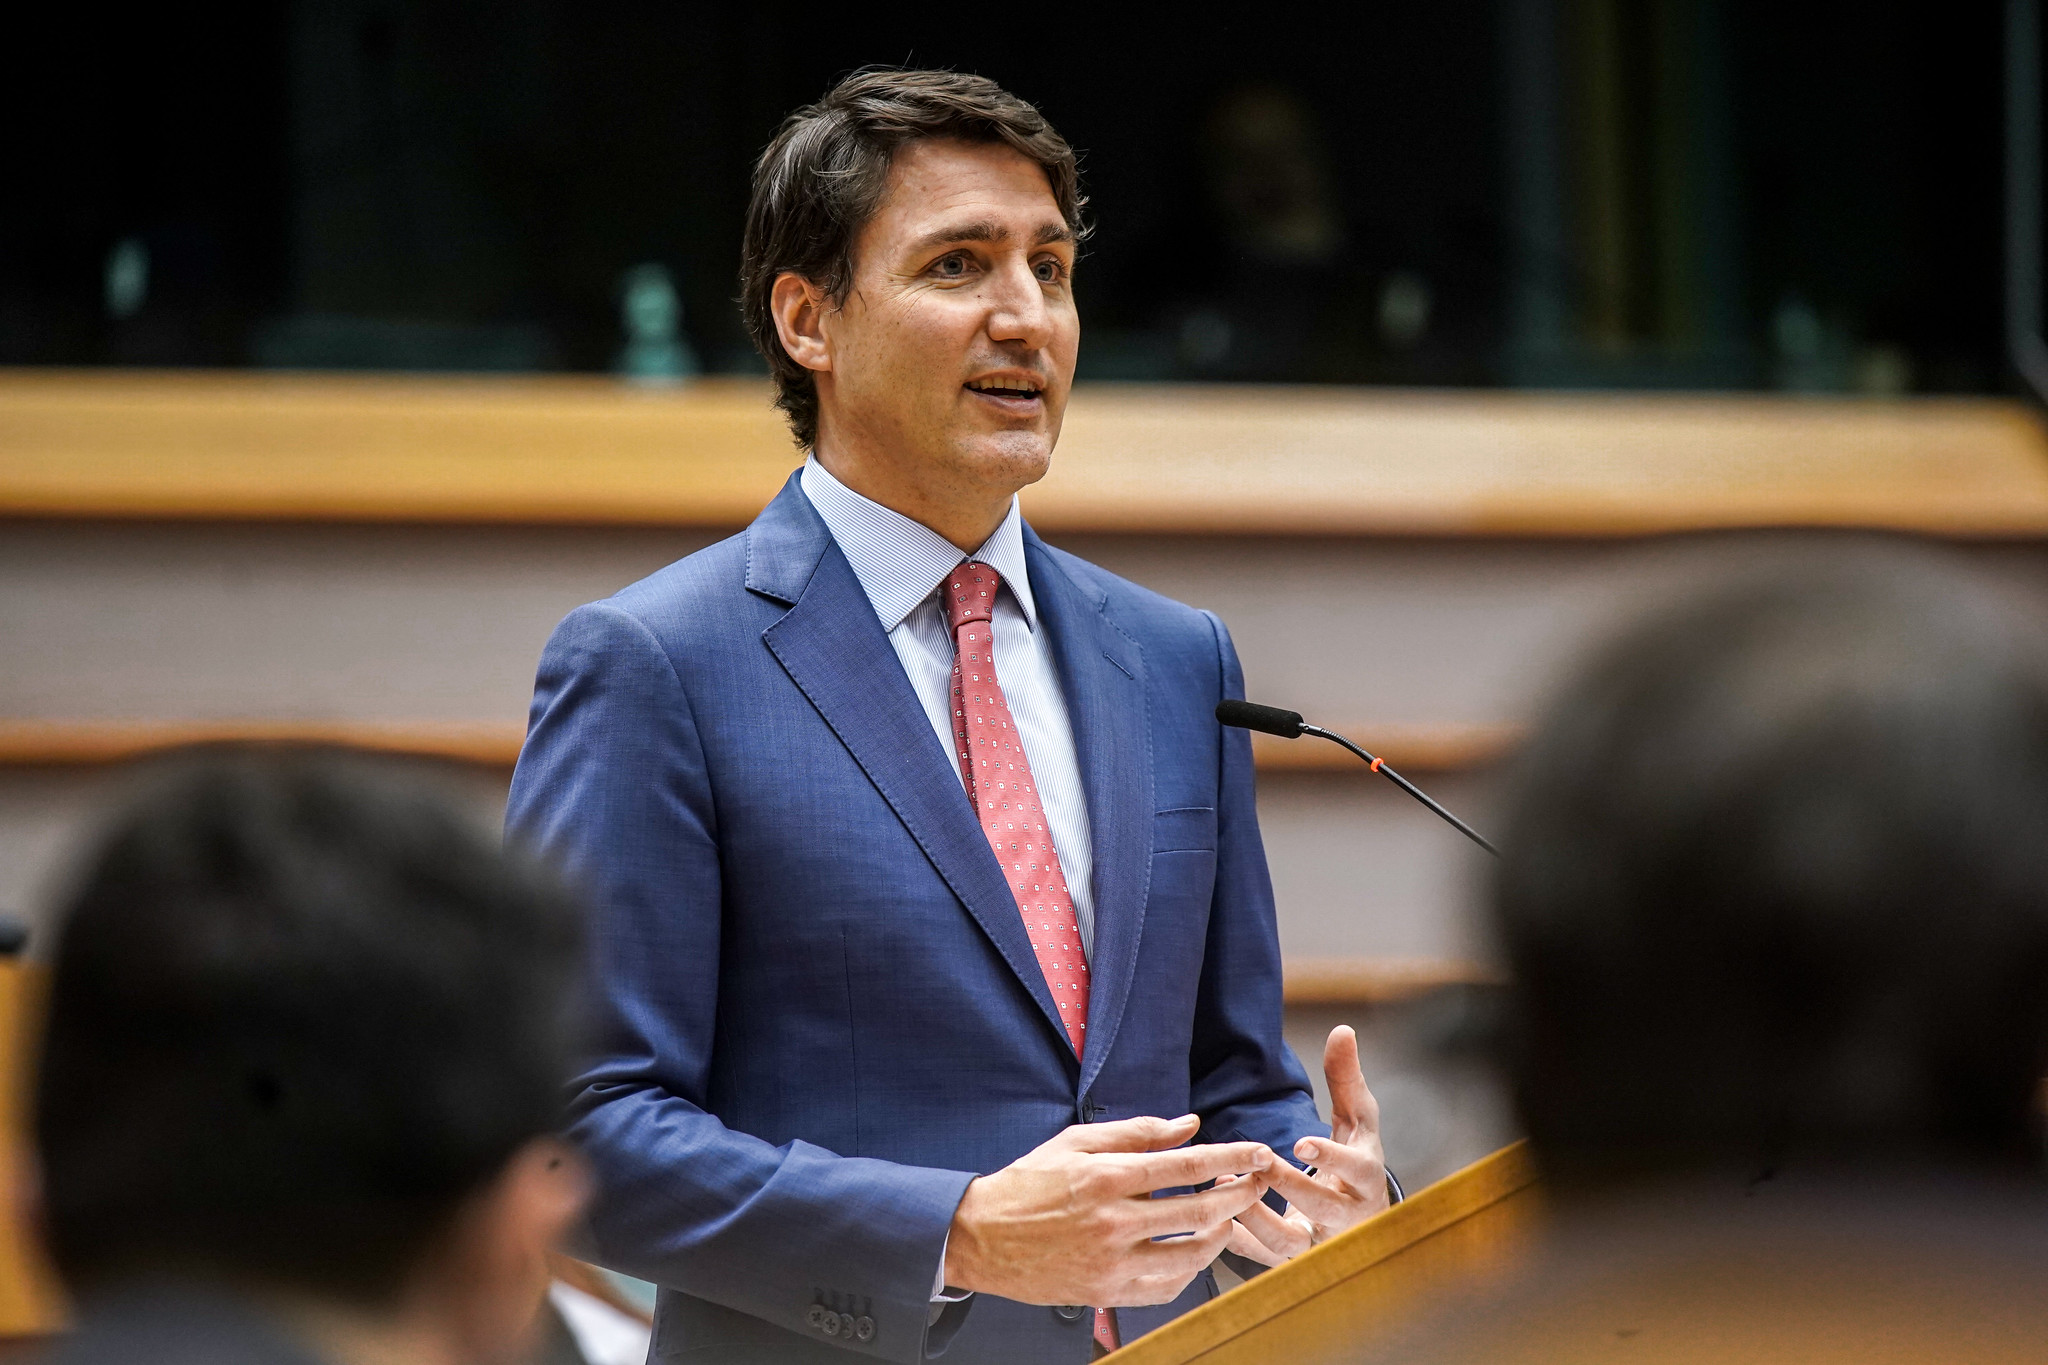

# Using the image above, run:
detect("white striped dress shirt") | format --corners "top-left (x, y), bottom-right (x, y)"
top-left (799, 455), bottom-right (1098, 960)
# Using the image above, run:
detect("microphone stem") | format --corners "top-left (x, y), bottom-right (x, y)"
top-left (1298, 724), bottom-right (1501, 857)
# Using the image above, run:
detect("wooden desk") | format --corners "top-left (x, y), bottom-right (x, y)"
top-left (5, 371), bottom-right (2048, 537)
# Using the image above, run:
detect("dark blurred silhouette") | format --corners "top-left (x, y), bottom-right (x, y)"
top-left (33, 749), bottom-right (589, 1365)
top-left (1372, 544), bottom-right (2048, 1363)
top-left (1167, 85), bottom-right (1368, 381)
top-left (1499, 548), bottom-right (2048, 1176)
top-left (1129, 84), bottom-right (1485, 386)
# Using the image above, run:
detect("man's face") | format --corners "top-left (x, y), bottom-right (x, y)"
top-left (814, 138), bottom-right (1079, 501)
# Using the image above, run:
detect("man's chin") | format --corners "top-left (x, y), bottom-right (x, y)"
top-left (947, 430), bottom-right (1056, 489)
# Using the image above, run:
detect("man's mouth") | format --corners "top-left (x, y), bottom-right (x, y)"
top-left (964, 377), bottom-right (1045, 402)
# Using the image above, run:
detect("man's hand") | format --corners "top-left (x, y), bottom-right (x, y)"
top-left (943, 1114), bottom-right (1273, 1307)
top-left (1226, 1025), bottom-right (1391, 1267)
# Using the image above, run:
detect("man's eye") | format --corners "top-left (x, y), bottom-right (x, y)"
top-left (933, 255), bottom-right (970, 278)
top-left (1034, 258), bottom-right (1067, 283)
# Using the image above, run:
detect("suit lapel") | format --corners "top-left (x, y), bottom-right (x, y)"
top-left (1026, 532), bottom-right (1152, 1097)
top-left (749, 476), bottom-right (1073, 1054)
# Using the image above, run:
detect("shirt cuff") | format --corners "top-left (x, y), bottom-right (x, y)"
top-left (931, 1231), bottom-right (973, 1303)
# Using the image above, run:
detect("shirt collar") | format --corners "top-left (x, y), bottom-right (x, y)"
top-left (799, 454), bottom-right (1036, 632)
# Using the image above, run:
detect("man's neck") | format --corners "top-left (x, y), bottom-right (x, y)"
top-left (812, 446), bottom-right (1012, 554)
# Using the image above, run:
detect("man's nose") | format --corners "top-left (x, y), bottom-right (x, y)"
top-left (984, 257), bottom-right (1054, 349)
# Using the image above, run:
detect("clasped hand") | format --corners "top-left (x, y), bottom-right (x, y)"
top-left (942, 1115), bottom-right (1272, 1307)
top-left (943, 1027), bottom-right (1389, 1305)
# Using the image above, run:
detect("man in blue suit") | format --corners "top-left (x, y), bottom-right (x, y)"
top-left (508, 69), bottom-right (1395, 1365)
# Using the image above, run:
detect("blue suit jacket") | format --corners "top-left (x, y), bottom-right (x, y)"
top-left (507, 474), bottom-right (1324, 1364)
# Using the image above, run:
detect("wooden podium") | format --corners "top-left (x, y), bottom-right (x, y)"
top-left (0, 962), bottom-right (61, 1340)
top-left (1109, 1142), bottom-right (1542, 1365)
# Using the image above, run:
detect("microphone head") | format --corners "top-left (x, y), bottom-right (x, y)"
top-left (1215, 699), bottom-right (1306, 738)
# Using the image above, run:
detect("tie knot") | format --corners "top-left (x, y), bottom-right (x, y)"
top-left (944, 561), bottom-right (1002, 631)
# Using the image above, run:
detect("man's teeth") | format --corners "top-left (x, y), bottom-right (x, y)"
top-left (966, 380), bottom-right (1040, 395)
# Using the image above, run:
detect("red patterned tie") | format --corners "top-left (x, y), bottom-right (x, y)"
top-left (943, 562), bottom-right (1118, 1353)
top-left (945, 561), bottom-right (1092, 1056)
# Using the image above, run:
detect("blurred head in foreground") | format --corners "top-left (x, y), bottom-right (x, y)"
top-left (36, 750), bottom-right (588, 1364)
top-left (1494, 546), bottom-right (2048, 1183)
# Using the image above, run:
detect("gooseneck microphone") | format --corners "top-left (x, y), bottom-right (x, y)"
top-left (1216, 700), bottom-right (1499, 857)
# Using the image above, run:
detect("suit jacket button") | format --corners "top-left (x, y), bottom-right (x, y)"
top-left (838, 1312), bottom-right (857, 1338)
top-left (806, 1306), bottom-right (827, 1329)
top-left (855, 1316), bottom-right (875, 1342)
top-left (1054, 1305), bottom-right (1086, 1321)
top-left (821, 1311), bottom-right (841, 1336)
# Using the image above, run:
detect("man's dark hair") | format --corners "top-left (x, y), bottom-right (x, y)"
top-left (1493, 546), bottom-right (2048, 1181)
top-left (740, 67), bottom-right (1089, 449)
top-left (35, 749), bottom-right (584, 1304)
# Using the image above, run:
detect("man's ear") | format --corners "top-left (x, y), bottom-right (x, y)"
top-left (770, 273), bottom-right (833, 373)
top-left (427, 1137), bottom-right (591, 1364)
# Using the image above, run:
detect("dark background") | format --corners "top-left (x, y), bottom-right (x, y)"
top-left (0, 1), bottom-right (2012, 392)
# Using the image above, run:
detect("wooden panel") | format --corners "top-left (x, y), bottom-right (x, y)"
top-left (1250, 724), bottom-right (1518, 773)
top-left (0, 718), bottom-right (1514, 775)
top-left (1280, 959), bottom-right (1502, 1007)
top-left (0, 964), bottom-right (63, 1337)
top-left (0, 718), bottom-right (525, 769)
top-left (1052, 390), bottom-right (2048, 537)
top-left (1109, 1142), bottom-right (1541, 1365)
top-left (0, 373), bottom-right (794, 528)
top-left (6, 371), bottom-right (2048, 536)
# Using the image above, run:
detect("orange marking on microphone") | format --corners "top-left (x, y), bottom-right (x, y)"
top-left (1369, 756), bottom-right (1384, 773)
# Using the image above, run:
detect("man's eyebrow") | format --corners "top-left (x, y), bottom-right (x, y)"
top-left (909, 220), bottom-right (1077, 253)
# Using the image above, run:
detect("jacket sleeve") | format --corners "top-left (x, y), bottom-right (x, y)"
top-left (1185, 611), bottom-right (1329, 1157)
top-left (506, 601), bottom-right (975, 1361)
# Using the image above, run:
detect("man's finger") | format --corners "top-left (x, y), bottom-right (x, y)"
top-left (1231, 1193), bottom-right (1313, 1261)
top-left (1323, 1025), bottom-right (1379, 1146)
top-left (1056, 1113), bottom-right (1201, 1154)
top-left (1291, 1135), bottom-right (1389, 1221)
top-left (1125, 1173), bottom-right (1267, 1239)
top-left (1291, 1136), bottom-right (1382, 1190)
top-left (1226, 1219), bottom-right (1288, 1267)
top-left (1103, 1141), bottom-right (1271, 1195)
top-left (1112, 1220), bottom-right (1240, 1303)
top-left (1259, 1157), bottom-right (1357, 1227)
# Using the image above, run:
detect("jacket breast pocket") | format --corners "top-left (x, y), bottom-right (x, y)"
top-left (1146, 809), bottom-right (1219, 1002)
top-left (1151, 806), bottom-right (1218, 854)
